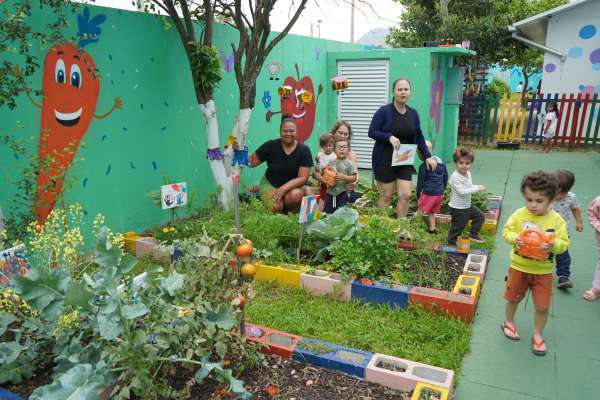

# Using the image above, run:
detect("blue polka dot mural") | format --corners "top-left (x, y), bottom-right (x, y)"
top-left (568, 46), bottom-right (583, 59)
top-left (545, 63), bottom-right (556, 73)
top-left (579, 24), bottom-right (597, 40)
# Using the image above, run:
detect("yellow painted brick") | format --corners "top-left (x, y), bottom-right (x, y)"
top-left (482, 219), bottom-right (498, 234)
top-left (123, 232), bottom-right (144, 255)
top-left (254, 264), bottom-right (305, 287)
top-left (452, 275), bottom-right (481, 299)
top-left (410, 382), bottom-right (450, 400)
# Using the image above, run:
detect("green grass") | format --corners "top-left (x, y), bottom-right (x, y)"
top-left (245, 282), bottom-right (472, 373)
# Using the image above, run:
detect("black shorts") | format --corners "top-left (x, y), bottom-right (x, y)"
top-left (373, 164), bottom-right (414, 183)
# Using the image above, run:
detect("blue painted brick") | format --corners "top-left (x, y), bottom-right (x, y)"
top-left (438, 245), bottom-right (487, 256)
top-left (351, 280), bottom-right (411, 308)
top-left (293, 338), bottom-right (373, 378)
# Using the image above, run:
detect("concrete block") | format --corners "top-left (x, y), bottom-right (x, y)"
top-left (244, 323), bottom-right (301, 359)
top-left (135, 237), bottom-right (160, 258)
top-left (366, 353), bottom-right (454, 392)
top-left (463, 254), bottom-right (488, 280)
top-left (410, 382), bottom-right (450, 400)
top-left (293, 338), bottom-right (372, 378)
top-left (482, 218), bottom-right (498, 234)
top-left (351, 279), bottom-right (412, 309)
top-left (123, 232), bottom-right (144, 255)
top-left (300, 270), bottom-right (351, 301)
top-left (409, 286), bottom-right (477, 322)
top-left (254, 264), bottom-right (305, 287)
top-left (452, 275), bottom-right (481, 299)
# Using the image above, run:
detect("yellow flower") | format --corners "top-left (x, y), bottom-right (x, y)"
top-left (162, 228), bottom-right (169, 233)
top-left (177, 307), bottom-right (188, 318)
top-left (170, 227), bottom-right (176, 233)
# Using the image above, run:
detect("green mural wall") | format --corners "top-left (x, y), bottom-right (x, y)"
top-left (0, 3), bottom-right (360, 233)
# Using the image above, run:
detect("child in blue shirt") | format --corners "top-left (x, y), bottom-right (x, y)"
top-left (415, 141), bottom-right (448, 233)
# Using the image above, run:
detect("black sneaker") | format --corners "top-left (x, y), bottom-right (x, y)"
top-left (469, 234), bottom-right (485, 243)
top-left (557, 276), bottom-right (573, 289)
top-left (428, 229), bottom-right (438, 234)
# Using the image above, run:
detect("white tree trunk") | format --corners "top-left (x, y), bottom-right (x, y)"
top-left (230, 108), bottom-right (253, 175)
top-left (236, 108), bottom-right (253, 147)
top-left (199, 100), bottom-right (232, 208)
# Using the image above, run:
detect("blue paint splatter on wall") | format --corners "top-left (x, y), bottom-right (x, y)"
top-left (106, 165), bottom-right (111, 175)
top-left (262, 90), bottom-right (272, 109)
top-left (83, 177), bottom-right (88, 187)
top-left (152, 161), bottom-right (157, 171)
top-left (219, 50), bottom-right (234, 72)
top-left (315, 48), bottom-right (322, 61)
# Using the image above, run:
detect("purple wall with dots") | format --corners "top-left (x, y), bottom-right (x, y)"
top-left (541, 1), bottom-right (600, 95)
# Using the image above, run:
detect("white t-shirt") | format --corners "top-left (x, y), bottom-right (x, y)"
top-left (449, 171), bottom-right (481, 209)
top-left (543, 111), bottom-right (558, 136)
top-left (516, 84), bottom-right (523, 93)
top-left (553, 191), bottom-right (579, 231)
top-left (316, 150), bottom-right (336, 171)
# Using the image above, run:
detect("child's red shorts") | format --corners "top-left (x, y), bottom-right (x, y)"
top-left (503, 267), bottom-right (553, 311)
top-left (418, 193), bottom-right (443, 214)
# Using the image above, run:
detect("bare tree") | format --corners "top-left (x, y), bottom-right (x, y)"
top-left (215, 0), bottom-right (308, 148)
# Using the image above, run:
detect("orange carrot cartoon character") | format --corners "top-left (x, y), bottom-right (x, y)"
top-left (28, 9), bottom-right (121, 224)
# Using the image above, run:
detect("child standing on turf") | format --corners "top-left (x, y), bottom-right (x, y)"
top-left (447, 147), bottom-right (486, 245)
top-left (324, 140), bottom-right (357, 214)
top-left (501, 171), bottom-right (569, 356)
top-left (583, 195), bottom-right (600, 301)
top-left (416, 141), bottom-right (448, 234)
top-left (551, 170), bottom-right (583, 289)
top-left (541, 101), bottom-right (558, 153)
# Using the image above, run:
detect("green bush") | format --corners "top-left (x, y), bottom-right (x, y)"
top-left (485, 77), bottom-right (511, 107)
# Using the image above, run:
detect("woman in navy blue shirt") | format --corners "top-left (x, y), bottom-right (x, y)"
top-left (368, 78), bottom-right (437, 218)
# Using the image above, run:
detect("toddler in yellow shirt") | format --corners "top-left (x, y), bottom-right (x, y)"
top-left (501, 171), bottom-right (569, 356)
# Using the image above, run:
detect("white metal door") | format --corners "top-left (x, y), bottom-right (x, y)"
top-left (337, 59), bottom-right (389, 169)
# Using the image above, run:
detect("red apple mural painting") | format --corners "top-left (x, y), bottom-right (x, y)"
top-left (28, 9), bottom-right (122, 224)
top-left (266, 63), bottom-right (323, 142)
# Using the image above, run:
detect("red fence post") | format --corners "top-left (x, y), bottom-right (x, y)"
top-left (577, 93), bottom-right (591, 147)
top-left (569, 93), bottom-right (582, 147)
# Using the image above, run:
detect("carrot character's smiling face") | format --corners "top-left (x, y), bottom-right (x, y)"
top-left (42, 43), bottom-right (99, 130)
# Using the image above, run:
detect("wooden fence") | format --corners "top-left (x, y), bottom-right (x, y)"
top-left (473, 93), bottom-right (600, 147)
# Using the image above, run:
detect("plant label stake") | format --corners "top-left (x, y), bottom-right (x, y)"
top-left (231, 172), bottom-right (246, 336)
top-left (160, 182), bottom-right (188, 227)
top-left (297, 195), bottom-right (319, 263)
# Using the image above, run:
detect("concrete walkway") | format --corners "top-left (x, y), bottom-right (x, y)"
top-left (454, 149), bottom-right (600, 400)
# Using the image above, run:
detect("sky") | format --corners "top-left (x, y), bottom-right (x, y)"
top-left (87, 0), bottom-right (403, 43)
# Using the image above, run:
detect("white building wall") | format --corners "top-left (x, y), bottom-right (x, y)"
top-left (541, 1), bottom-right (600, 95)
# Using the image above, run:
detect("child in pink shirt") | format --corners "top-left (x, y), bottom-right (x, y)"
top-left (583, 195), bottom-right (600, 301)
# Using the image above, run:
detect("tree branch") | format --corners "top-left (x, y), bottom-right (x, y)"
top-left (179, 0), bottom-right (196, 39)
top-left (263, 0), bottom-right (307, 57)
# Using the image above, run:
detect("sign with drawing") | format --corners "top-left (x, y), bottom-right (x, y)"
top-left (161, 182), bottom-right (188, 210)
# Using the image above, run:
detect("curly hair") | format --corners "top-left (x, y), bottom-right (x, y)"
top-left (520, 170), bottom-right (558, 200)
top-left (552, 170), bottom-right (575, 193)
top-left (452, 147), bottom-right (475, 163)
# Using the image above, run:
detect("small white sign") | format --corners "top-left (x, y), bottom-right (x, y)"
top-left (391, 144), bottom-right (417, 167)
top-left (161, 182), bottom-right (188, 209)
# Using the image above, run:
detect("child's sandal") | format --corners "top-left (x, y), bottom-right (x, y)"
top-left (501, 321), bottom-right (520, 341)
top-left (532, 337), bottom-right (547, 356)
top-left (582, 288), bottom-right (600, 301)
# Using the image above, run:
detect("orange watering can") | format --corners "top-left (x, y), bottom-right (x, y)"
top-left (516, 228), bottom-right (554, 261)
top-left (322, 166), bottom-right (337, 188)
